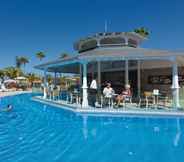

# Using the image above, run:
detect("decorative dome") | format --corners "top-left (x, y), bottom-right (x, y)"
top-left (74, 32), bottom-right (146, 53)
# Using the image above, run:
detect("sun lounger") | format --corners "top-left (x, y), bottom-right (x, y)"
top-left (0, 84), bottom-right (10, 92)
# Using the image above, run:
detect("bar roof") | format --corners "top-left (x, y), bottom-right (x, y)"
top-left (34, 47), bottom-right (184, 73)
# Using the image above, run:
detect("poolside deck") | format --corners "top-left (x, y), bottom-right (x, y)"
top-left (32, 96), bottom-right (184, 117)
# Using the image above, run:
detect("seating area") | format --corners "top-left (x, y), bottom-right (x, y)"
top-left (138, 91), bottom-right (172, 109)
top-left (45, 85), bottom-right (81, 104)
top-left (43, 82), bottom-right (173, 110)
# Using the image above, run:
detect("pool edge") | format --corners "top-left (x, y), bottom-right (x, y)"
top-left (31, 96), bottom-right (184, 118)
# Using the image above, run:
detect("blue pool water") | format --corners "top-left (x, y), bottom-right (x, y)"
top-left (0, 94), bottom-right (184, 162)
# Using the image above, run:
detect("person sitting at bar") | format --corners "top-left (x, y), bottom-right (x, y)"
top-left (116, 84), bottom-right (131, 106)
top-left (103, 83), bottom-right (114, 106)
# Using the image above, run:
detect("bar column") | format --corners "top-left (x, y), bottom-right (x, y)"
top-left (43, 68), bottom-right (47, 99)
top-left (82, 62), bottom-right (89, 108)
top-left (79, 64), bottom-right (82, 87)
top-left (171, 59), bottom-right (180, 108)
top-left (125, 59), bottom-right (129, 85)
top-left (97, 61), bottom-right (101, 96)
top-left (54, 72), bottom-right (57, 87)
top-left (137, 60), bottom-right (141, 97)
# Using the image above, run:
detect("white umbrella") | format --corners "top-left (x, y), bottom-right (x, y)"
top-left (4, 79), bottom-right (17, 84)
top-left (15, 76), bottom-right (27, 80)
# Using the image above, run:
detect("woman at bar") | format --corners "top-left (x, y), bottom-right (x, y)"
top-left (116, 84), bottom-right (131, 107)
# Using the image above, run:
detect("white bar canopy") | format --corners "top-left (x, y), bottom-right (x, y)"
top-left (35, 47), bottom-right (184, 73)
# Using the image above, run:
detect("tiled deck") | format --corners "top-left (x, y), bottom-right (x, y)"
top-left (32, 96), bottom-right (184, 117)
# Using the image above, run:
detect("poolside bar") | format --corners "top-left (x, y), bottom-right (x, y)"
top-left (35, 32), bottom-right (184, 110)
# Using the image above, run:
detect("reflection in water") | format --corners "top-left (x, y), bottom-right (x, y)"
top-left (174, 118), bottom-right (181, 147)
top-left (82, 115), bottom-right (88, 140)
top-left (154, 126), bottom-right (160, 132)
top-left (43, 105), bottom-right (47, 111)
top-left (91, 128), bottom-right (97, 137)
top-left (82, 115), bottom-right (97, 139)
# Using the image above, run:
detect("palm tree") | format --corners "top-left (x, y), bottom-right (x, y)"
top-left (0, 69), bottom-right (4, 79)
top-left (19, 57), bottom-right (29, 72)
top-left (59, 53), bottom-right (69, 59)
top-left (36, 51), bottom-right (45, 61)
top-left (15, 56), bottom-right (22, 68)
top-left (46, 74), bottom-right (53, 84)
top-left (27, 73), bottom-right (41, 87)
top-left (134, 27), bottom-right (150, 37)
top-left (4, 67), bottom-right (23, 79)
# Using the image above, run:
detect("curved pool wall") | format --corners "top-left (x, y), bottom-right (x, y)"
top-left (0, 93), bottom-right (184, 162)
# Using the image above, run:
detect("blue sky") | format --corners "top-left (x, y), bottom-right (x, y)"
top-left (0, 0), bottom-right (184, 73)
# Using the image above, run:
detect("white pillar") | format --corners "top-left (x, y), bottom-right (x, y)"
top-left (79, 64), bottom-right (82, 87)
top-left (54, 72), bottom-right (57, 86)
top-left (43, 69), bottom-right (47, 99)
top-left (171, 60), bottom-right (180, 108)
top-left (137, 60), bottom-right (141, 97)
top-left (97, 61), bottom-right (101, 93)
top-left (125, 59), bottom-right (129, 85)
top-left (125, 37), bottom-right (128, 46)
top-left (82, 62), bottom-right (89, 108)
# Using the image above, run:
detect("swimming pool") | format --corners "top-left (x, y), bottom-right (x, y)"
top-left (0, 94), bottom-right (184, 162)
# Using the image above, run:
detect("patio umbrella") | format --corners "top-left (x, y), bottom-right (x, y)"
top-left (4, 79), bottom-right (17, 84)
top-left (15, 76), bottom-right (27, 80)
top-left (67, 78), bottom-right (77, 81)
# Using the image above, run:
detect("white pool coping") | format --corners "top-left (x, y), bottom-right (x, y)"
top-left (0, 91), bottom-right (32, 97)
top-left (32, 96), bottom-right (184, 118)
